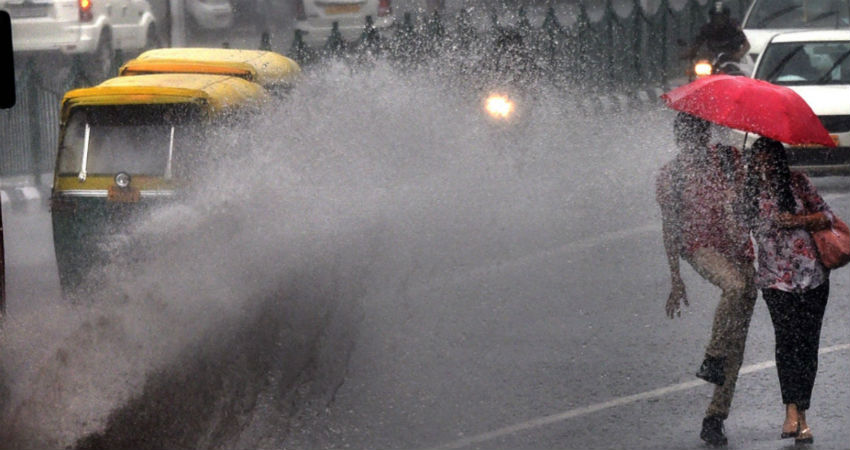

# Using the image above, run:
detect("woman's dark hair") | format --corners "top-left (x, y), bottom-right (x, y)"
top-left (748, 137), bottom-right (796, 216)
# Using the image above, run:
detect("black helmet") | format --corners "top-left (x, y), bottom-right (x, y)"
top-left (709, 1), bottom-right (731, 17)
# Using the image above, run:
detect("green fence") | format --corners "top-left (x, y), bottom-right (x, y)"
top-left (291, 0), bottom-right (753, 89)
top-left (0, 58), bottom-right (104, 180)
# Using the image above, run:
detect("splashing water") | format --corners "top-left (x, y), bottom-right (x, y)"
top-left (0, 59), bottom-right (676, 449)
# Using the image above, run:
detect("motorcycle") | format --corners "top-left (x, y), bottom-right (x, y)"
top-left (689, 52), bottom-right (749, 80)
top-left (482, 90), bottom-right (520, 123)
top-left (473, 28), bottom-right (540, 127)
top-left (690, 57), bottom-right (715, 80)
top-left (678, 39), bottom-right (749, 81)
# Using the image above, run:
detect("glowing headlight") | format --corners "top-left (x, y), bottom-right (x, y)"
top-left (485, 94), bottom-right (515, 120)
top-left (114, 172), bottom-right (131, 188)
top-left (694, 60), bottom-right (713, 78)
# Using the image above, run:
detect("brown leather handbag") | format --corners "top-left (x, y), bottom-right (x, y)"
top-left (813, 216), bottom-right (850, 269)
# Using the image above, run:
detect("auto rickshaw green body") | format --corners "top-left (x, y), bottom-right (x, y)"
top-left (51, 73), bottom-right (269, 297)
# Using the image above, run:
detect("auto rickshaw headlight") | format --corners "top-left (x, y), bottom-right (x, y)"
top-left (115, 172), bottom-right (131, 188)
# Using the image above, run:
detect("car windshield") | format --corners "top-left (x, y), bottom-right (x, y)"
top-left (755, 40), bottom-right (850, 84)
top-left (57, 103), bottom-right (202, 177)
top-left (746, 0), bottom-right (850, 29)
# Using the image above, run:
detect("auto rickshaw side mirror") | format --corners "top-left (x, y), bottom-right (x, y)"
top-left (1, 10), bottom-right (15, 109)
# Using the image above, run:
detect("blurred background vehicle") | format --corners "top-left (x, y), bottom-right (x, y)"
top-left (186, 0), bottom-right (234, 30)
top-left (1, 0), bottom-right (159, 81)
top-left (750, 29), bottom-right (850, 174)
top-left (293, 0), bottom-right (393, 48)
top-left (742, 0), bottom-right (850, 66)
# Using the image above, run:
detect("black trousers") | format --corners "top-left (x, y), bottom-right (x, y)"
top-left (762, 280), bottom-right (830, 411)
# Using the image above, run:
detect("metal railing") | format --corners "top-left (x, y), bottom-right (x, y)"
top-left (0, 57), bottom-right (108, 181)
top-left (289, 1), bottom-right (751, 85)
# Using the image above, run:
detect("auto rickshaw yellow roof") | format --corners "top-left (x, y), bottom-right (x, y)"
top-left (61, 73), bottom-right (269, 120)
top-left (118, 48), bottom-right (301, 87)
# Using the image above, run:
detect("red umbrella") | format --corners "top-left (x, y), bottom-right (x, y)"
top-left (661, 74), bottom-right (835, 148)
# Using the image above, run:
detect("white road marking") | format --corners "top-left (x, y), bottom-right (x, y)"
top-left (419, 189), bottom-right (850, 449)
top-left (424, 343), bottom-right (850, 450)
top-left (823, 192), bottom-right (850, 202)
top-left (418, 188), bottom-right (850, 294)
top-left (409, 223), bottom-right (660, 295)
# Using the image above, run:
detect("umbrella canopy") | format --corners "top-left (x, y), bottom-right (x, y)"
top-left (661, 74), bottom-right (836, 148)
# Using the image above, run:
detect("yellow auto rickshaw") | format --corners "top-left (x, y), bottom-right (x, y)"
top-left (51, 73), bottom-right (269, 297)
top-left (118, 48), bottom-right (301, 93)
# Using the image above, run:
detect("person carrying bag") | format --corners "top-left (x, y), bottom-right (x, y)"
top-left (745, 137), bottom-right (838, 445)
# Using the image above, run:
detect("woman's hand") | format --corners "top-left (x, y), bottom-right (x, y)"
top-left (666, 276), bottom-right (688, 319)
top-left (777, 212), bottom-right (830, 231)
top-left (776, 212), bottom-right (800, 228)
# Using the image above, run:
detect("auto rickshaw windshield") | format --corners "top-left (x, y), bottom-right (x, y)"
top-left (58, 103), bottom-right (203, 178)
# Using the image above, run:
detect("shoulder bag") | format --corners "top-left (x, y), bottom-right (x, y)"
top-left (813, 216), bottom-right (850, 270)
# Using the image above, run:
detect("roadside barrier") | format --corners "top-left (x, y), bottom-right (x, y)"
top-left (288, 0), bottom-right (752, 90)
top-left (0, 52), bottom-right (124, 180)
top-left (0, 59), bottom-right (87, 181)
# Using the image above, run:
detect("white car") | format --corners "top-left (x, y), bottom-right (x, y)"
top-left (293, 0), bottom-right (393, 48)
top-left (742, 0), bottom-right (850, 65)
top-left (1, 0), bottom-right (158, 80)
top-left (186, 0), bottom-right (233, 30)
top-left (751, 30), bottom-right (850, 174)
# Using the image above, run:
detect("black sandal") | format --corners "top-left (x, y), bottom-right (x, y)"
top-left (781, 421), bottom-right (799, 439)
top-left (795, 427), bottom-right (813, 445)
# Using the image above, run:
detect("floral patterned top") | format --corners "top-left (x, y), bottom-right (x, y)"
top-left (753, 171), bottom-right (833, 292)
top-left (656, 145), bottom-right (753, 261)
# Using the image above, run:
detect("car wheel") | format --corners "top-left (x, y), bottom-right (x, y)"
top-left (85, 30), bottom-right (113, 83)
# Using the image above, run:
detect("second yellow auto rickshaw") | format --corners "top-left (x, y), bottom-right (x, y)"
top-left (118, 47), bottom-right (301, 93)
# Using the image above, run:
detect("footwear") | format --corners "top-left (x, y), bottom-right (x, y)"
top-left (700, 416), bottom-right (728, 447)
top-left (782, 403), bottom-right (802, 439)
top-left (696, 355), bottom-right (726, 386)
top-left (795, 426), bottom-right (813, 444)
top-left (780, 421), bottom-right (799, 439)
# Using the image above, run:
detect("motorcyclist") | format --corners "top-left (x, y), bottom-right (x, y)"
top-left (482, 28), bottom-right (541, 86)
top-left (683, 2), bottom-right (750, 64)
top-left (712, 51), bottom-right (747, 76)
top-left (425, 0), bottom-right (445, 12)
top-left (472, 28), bottom-right (542, 126)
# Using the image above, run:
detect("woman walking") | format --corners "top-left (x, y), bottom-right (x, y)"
top-left (746, 137), bottom-right (834, 445)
